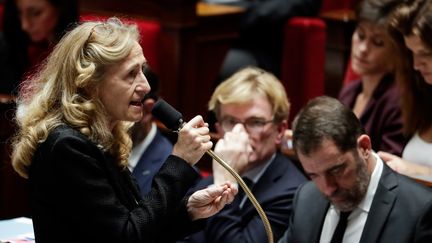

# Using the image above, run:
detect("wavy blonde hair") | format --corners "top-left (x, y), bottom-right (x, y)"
top-left (208, 66), bottom-right (290, 123)
top-left (12, 18), bottom-right (140, 178)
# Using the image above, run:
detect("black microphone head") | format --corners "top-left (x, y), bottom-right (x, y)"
top-left (151, 99), bottom-right (184, 131)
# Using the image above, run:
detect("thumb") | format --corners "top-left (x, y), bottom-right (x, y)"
top-left (378, 151), bottom-right (394, 162)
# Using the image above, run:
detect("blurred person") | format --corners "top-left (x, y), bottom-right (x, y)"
top-left (378, 0), bottom-right (432, 176)
top-left (212, 0), bottom-right (322, 81)
top-left (128, 66), bottom-right (174, 196)
top-left (0, 0), bottom-right (78, 94)
top-left (11, 18), bottom-right (237, 243)
top-left (180, 67), bottom-right (307, 243)
top-left (338, 0), bottom-right (406, 156)
top-left (278, 96), bottom-right (432, 243)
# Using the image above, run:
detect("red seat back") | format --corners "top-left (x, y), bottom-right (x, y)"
top-left (281, 17), bottom-right (326, 124)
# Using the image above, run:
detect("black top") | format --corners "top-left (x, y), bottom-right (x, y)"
top-left (29, 125), bottom-right (202, 243)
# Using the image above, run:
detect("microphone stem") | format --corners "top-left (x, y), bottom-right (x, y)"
top-left (206, 150), bottom-right (274, 243)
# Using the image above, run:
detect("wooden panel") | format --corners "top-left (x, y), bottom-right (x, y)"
top-left (320, 9), bottom-right (356, 97)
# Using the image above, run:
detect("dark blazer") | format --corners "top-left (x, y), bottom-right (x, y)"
top-left (132, 129), bottom-right (173, 196)
top-left (182, 153), bottom-right (308, 243)
top-left (29, 125), bottom-right (202, 243)
top-left (338, 75), bottom-right (406, 156)
top-left (279, 163), bottom-right (432, 243)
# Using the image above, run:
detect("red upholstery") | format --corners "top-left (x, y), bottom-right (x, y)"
top-left (281, 17), bottom-right (326, 123)
top-left (343, 59), bottom-right (360, 84)
top-left (80, 14), bottom-right (161, 74)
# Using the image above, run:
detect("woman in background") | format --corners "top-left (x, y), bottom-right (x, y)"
top-left (0, 0), bottom-right (78, 94)
top-left (338, 0), bottom-right (406, 156)
top-left (379, 0), bottom-right (432, 176)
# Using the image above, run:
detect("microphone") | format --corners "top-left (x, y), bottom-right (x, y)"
top-left (151, 99), bottom-right (184, 131)
top-left (151, 99), bottom-right (274, 243)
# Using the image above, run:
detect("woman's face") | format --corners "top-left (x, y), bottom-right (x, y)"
top-left (15, 0), bottom-right (59, 43)
top-left (350, 22), bottom-right (396, 76)
top-left (97, 42), bottom-right (151, 129)
top-left (405, 34), bottom-right (432, 85)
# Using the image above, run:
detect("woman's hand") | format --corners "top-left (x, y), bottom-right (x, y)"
top-left (187, 181), bottom-right (238, 221)
top-left (378, 151), bottom-right (432, 176)
top-left (172, 115), bottom-right (213, 166)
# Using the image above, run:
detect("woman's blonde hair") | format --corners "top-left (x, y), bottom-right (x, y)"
top-left (208, 66), bottom-right (290, 123)
top-left (12, 18), bottom-right (140, 178)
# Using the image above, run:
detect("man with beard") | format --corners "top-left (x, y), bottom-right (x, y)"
top-left (278, 96), bottom-right (432, 243)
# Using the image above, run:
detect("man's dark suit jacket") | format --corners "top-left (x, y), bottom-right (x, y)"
top-left (278, 163), bottom-right (432, 243)
top-left (29, 125), bottom-right (202, 243)
top-left (132, 128), bottom-right (173, 196)
top-left (338, 74), bottom-right (406, 156)
top-left (182, 153), bottom-right (308, 243)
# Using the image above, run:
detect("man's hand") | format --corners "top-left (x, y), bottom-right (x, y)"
top-left (212, 124), bottom-right (252, 185)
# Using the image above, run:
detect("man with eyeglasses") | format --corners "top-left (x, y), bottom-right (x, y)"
top-left (178, 67), bottom-right (307, 243)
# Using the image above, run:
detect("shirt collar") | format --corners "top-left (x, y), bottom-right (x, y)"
top-left (242, 153), bottom-right (276, 184)
top-left (356, 152), bottom-right (383, 213)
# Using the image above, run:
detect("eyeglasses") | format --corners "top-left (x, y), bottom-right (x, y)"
top-left (220, 117), bottom-right (274, 134)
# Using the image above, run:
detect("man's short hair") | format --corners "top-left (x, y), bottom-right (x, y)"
top-left (292, 96), bottom-right (365, 155)
top-left (208, 66), bottom-right (290, 123)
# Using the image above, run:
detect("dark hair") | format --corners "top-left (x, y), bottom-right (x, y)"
top-left (2, 0), bottom-right (79, 93)
top-left (356, 0), bottom-right (403, 26)
top-left (292, 96), bottom-right (365, 156)
top-left (390, 0), bottom-right (432, 136)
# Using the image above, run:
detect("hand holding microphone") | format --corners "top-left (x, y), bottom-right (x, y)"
top-left (151, 98), bottom-right (213, 166)
top-left (172, 115), bottom-right (213, 166)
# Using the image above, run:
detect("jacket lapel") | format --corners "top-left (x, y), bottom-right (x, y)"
top-left (311, 193), bottom-right (330, 243)
top-left (359, 164), bottom-right (397, 243)
top-left (244, 153), bottom-right (296, 209)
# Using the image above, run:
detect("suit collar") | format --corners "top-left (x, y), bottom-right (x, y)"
top-left (359, 164), bottom-right (397, 243)
top-left (242, 153), bottom-right (304, 208)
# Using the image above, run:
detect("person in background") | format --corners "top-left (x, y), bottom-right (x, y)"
top-left (180, 67), bottom-right (307, 243)
top-left (378, 0), bottom-right (432, 176)
top-left (0, 0), bottom-right (78, 94)
top-left (11, 18), bottom-right (237, 243)
top-left (338, 0), bottom-right (406, 156)
top-left (214, 0), bottom-right (322, 81)
top-left (278, 96), bottom-right (432, 243)
top-left (129, 66), bottom-right (174, 196)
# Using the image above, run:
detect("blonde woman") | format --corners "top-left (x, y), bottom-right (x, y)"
top-left (11, 18), bottom-right (236, 243)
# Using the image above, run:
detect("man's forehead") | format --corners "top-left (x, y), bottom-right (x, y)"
top-left (299, 140), bottom-right (349, 169)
